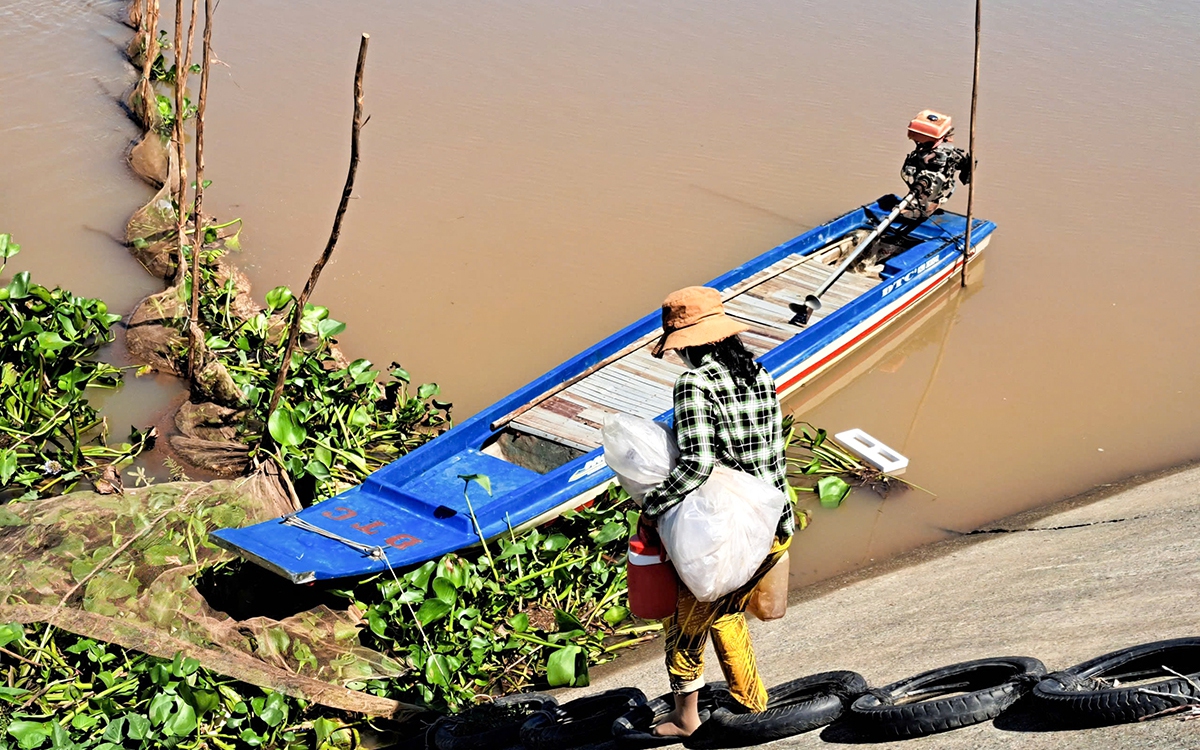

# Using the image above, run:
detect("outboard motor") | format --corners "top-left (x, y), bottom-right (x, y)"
top-left (901, 110), bottom-right (972, 218)
top-left (789, 110), bottom-right (973, 325)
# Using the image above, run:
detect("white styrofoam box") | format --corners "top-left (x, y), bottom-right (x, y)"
top-left (833, 428), bottom-right (909, 475)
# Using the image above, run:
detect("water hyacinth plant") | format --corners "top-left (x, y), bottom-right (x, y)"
top-left (180, 235), bottom-right (450, 500)
top-left (0, 235), bottom-right (152, 499)
top-left (345, 485), bottom-right (652, 712)
top-left (0, 622), bottom-right (362, 750)
top-left (784, 416), bottom-right (929, 507)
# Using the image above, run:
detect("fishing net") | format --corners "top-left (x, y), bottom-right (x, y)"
top-left (129, 131), bottom-right (172, 187)
top-left (0, 471), bottom-right (410, 714)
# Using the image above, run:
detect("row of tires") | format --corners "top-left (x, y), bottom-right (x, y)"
top-left (428, 637), bottom-right (1200, 749)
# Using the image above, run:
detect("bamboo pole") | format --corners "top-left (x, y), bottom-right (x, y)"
top-left (960, 0), bottom-right (981, 288)
top-left (264, 34), bottom-right (371, 436)
top-left (139, 0), bottom-right (158, 84)
top-left (186, 0), bottom-right (213, 380)
top-left (183, 0), bottom-right (200, 73)
top-left (171, 0), bottom-right (188, 289)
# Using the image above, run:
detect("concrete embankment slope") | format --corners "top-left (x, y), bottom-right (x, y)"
top-left (586, 462), bottom-right (1200, 748)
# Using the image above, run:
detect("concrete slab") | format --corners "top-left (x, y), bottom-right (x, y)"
top-left (579, 462), bottom-right (1200, 748)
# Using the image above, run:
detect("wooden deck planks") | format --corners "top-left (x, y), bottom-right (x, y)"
top-left (511, 241), bottom-right (885, 449)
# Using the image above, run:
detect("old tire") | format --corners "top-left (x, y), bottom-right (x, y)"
top-left (851, 656), bottom-right (1045, 738)
top-left (429, 692), bottom-right (558, 750)
top-left (612, 683), bottom-right (725, 748)
top-left (1032, 637), bottom-right (1200, 725)
top-left (685, 670), bottom-right (868, 749)
top-left (521, 688), bottom-right (646, 750)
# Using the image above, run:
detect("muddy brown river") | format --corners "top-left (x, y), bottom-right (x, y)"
top-left (2, 0), bottom-right (1198, 588)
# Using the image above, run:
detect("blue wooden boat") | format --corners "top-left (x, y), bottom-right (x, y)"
top-left (211, 198), bottom-right (996, 583)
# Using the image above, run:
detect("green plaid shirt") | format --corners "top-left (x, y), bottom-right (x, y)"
top-left (642, 353), bottom-right (793, 539)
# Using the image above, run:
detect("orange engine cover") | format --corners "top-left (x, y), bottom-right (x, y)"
top-left (907, 110), bottom-right (954, 144)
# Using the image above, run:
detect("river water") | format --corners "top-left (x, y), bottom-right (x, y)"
top-left (2, 0), bottom-right (1198, 588)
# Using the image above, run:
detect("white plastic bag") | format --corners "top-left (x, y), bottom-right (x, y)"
top-left (602, 414), bottom-right (678, 502)
top-left (658, 466), bottom-right (785, 602)
top-left (602, 414), bottom-right (785, 602)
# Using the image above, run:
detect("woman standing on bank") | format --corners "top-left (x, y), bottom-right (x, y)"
top-left (641, 286), bottom-right (795, 738)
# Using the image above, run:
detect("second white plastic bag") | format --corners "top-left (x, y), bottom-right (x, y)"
top-left (603, 413), bottom-right (786, 603)
top-left (658, 466), bottom-right (785, 602)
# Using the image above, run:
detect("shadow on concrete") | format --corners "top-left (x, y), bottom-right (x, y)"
top-left (817, 717), bottom-right (892, 744)
top-left (991, 696), bottom-right (1096, 734)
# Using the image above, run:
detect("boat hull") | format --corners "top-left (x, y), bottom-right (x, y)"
top-left (211, 200), bottom-right (996, 582)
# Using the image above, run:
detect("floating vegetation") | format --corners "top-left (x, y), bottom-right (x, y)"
top-left (344, 485), bottom-right (651, 712)
top-left (0, 235), bottom-right (153, 500)
top-left (183, 247), bottom-right (453, 499)
top-left (784, 417), bottom-right (930, 507)
top-left (0, 622), bottom-right (365, 750)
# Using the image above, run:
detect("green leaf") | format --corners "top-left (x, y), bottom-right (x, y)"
top-left (149, 692), bottom-right (174, 725)
top-left (817, 475), bottom-right (851, 508)
top-left (591, 521), bottom-right (626, 545)
top-left (0, 234), bottom-right (20, 259)
top-left (546, 644), bottom-right (588, 687)
top-left (0, 449), bottom-right (17, 485)
top-left (367, 608), bottom-right (386, 638)
top-left (265, 286), bottom-right (293, 311)
top-left (508, 612), bottom-right (530, 633)
top-left (414, 599), bottom-right (452, 626)
top-left (35, 331), bottom-right (69, 356)
top-left (6, 272), bottom-right (30, 300)
top-left (543, 533), bottom-right (571, 552)
top-left (0, 623), bottom-right (23, 649)
top-left (125, 713), bottom-right (150, 740)
top-left (458, 473), bottom-right (492, 496)
top-left (143, 543), bottom-right (189, 566)
top-left (432, 577), bottom-right (457, 606)
top-left (163, 699), bottom-right (197, 736)
top-left (267, 408), bottom-right (307, 447)
top-left (405, 560), bottom-right (436, 591)
top-left (101, 717), bottom-right (125, 743)
top-left (317, 317), bottom-right (346, 339)
top-left (602, 606), bottom-right (630, 626)
top-left (417, 382), bottom-right (440, 400)
top-left (314, 445), bottom-right (333, 468)
top-left (425, 653), bottom-right (455, 687)
top-left (7, 720), bottom-right (51, 749)
top-left (258, 693), bottom-right (288, 727)
top-left (553, 609), bottom-right (584, 633)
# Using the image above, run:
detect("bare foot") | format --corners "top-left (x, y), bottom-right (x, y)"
top-left (651, 709), bottom-right (702, 737)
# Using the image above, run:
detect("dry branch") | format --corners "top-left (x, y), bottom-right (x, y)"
top-left (264, 33), bottom-right (371, 435)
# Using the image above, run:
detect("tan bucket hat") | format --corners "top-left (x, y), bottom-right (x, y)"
top-left (651, 286), bottom-right (749, 358)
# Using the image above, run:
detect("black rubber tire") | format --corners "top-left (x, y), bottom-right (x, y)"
top-left (1032, 637), bottom-right (1200, 726)
top-left (521, 688), bottom-right (647, 750)
top-left (612, 683), bottom-right (726, 748)
top-left (428, 692), bottom-right (558, 750)
top-left (851, 656), bottom-right (1045, 739)
top-left (684, 670), bottom-right (868, 749)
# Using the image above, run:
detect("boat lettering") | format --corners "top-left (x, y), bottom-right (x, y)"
top-left (881, 254), bottom-right (946, 297)
top-left (321, 507), bottom-right (357, 521)
top-left (569, 455), bottom-right (607, 482)
top-left (385, 534), bottom-right (422, 550)
top-left (351, 520), bottom-right (386, 535)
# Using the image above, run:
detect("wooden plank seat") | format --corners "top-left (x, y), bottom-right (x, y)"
top-left (509, 248), bottom-right (883, 451)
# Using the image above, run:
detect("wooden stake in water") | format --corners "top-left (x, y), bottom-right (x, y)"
top-left (171, 0), bottom-right (188, 289)
top-left (265, 34), bottom-right (371, 433)
top-left (961, 0), bottom-right (981, 288)
top-left (186, 0), bottom-right (213, 380)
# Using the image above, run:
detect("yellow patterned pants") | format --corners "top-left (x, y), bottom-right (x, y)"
top-left (662, 535), bottom-right (792, 712)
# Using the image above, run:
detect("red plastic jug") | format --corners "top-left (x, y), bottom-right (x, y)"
top-left (627, 524), bottom-right (678, 620)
